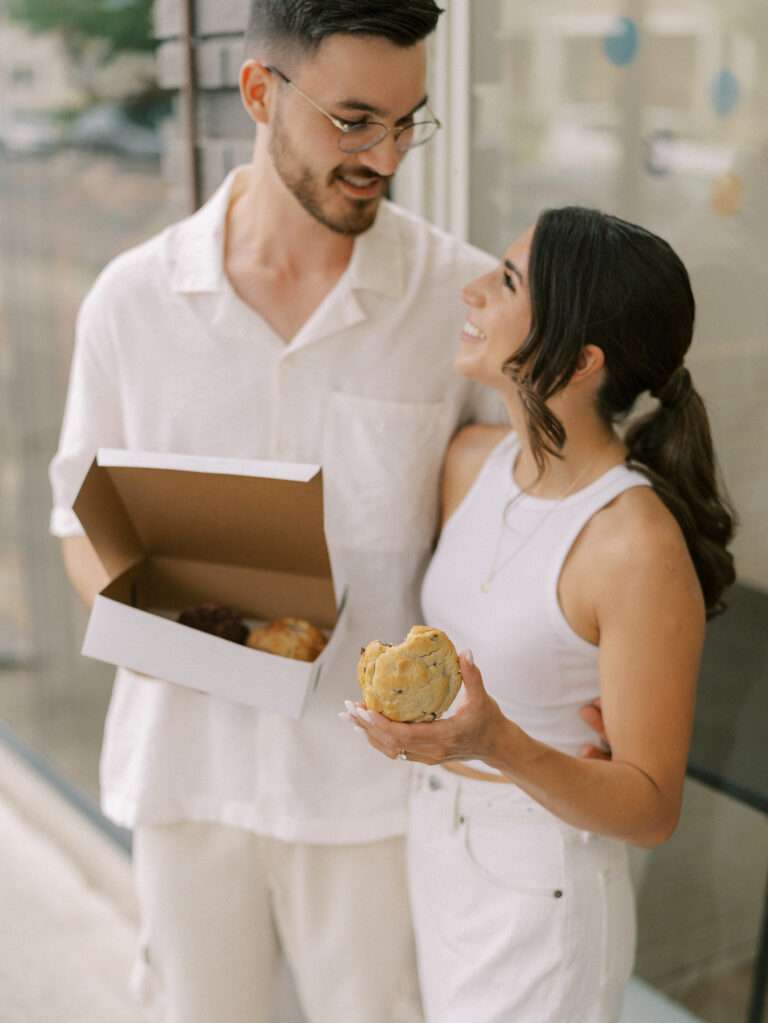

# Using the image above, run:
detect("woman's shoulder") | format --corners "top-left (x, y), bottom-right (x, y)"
top-left (586, 482), bottom-right (699, 590)
top-left (441, 424), bottom-right (512, 524)
top-left (449, 422), bottom-right (511, 457)
top-left (579, 482), bottom-right (707, 641)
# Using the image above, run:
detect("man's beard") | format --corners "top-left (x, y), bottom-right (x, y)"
top-left (269, 117), bottom-right (384, 236)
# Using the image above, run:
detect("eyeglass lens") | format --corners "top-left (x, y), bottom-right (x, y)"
top-left (339, 120), bottom-right (437, 154)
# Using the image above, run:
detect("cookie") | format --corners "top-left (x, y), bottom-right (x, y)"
top-left (247, 617), bottom-right (327, 662)
top-left (178, 603), bottom-right (249, 644)
top-left (357, 625), bottom-right (462, 723)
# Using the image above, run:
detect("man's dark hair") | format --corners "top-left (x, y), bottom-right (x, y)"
top-left (245, 0), bottom-right (443, 59)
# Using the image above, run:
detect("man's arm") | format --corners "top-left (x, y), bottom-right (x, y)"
top-left (61, 535), bottom-right (109, 610)
top-left (580, 698), bottom-right (611, 760)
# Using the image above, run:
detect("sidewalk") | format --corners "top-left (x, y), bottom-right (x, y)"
top-left (0, 743), bottom-right (141, 1023)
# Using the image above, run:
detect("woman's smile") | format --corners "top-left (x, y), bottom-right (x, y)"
top-left (461, 319), bottom-right (487, 342)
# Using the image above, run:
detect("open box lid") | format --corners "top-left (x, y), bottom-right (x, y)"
top-left (73, 449), bottom-right (336, 592)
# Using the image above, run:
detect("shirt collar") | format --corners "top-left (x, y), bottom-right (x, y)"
top-left (167, 166), bottom-right (405, 301)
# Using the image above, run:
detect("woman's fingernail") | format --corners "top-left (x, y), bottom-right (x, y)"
top-left (352, 724), bottom-right (365, 734)
top-left (338, 711), bottom-right (354, 722)
top-left (356, 707), bottom-right (374, 723)
top-left (344, 700), bottom-right (356, 713)
top-left (461, 649), bottom-right (475, 666)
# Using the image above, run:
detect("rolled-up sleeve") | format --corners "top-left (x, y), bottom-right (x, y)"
top-left (49, 284), bottom-right (123, 537)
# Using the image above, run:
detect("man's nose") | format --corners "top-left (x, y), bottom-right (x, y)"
top-left (357, 132), bottom-right (403, 178)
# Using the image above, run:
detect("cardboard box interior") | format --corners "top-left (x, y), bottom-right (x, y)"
top-left (75, 452), bottom-right (339, 633)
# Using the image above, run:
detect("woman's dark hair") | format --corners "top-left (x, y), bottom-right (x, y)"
top-left (504, 206), bottom-right (736, 617)
top-left (246, 0), bottom-right (444, 58)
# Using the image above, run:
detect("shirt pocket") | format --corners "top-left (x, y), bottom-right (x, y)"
top-left (322, 391), bottom-right (449, 552)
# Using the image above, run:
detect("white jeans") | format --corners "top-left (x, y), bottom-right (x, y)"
top-left (408, 767), bottom-right (636, 1023)
top-left (131, 821), bottom-right (423, 1023)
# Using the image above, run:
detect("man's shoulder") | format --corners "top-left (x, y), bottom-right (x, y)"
top-left (86, 223), bottom-right (174, 311)
top-left (382, 200), bottom-right (496, 277)
top-left (85, 196), bottom-right (212, 312)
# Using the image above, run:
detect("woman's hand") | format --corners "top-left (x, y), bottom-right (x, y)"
top-left (339, 650), bottom-right (514, 766)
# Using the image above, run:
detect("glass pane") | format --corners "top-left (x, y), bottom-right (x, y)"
top-left (0, 1), bottom-right (173, 803)
top-left (469, 0), bottom-right (768, 590)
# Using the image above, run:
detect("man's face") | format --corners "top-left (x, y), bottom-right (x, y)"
top-left (268, 34), bottom-right (429, 235)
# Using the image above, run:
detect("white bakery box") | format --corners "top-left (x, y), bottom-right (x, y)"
top-left (72, 448), bottom-right (347, 718)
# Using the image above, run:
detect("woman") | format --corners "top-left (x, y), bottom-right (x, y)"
top-left (340, 207), bottom-right (735, 1021)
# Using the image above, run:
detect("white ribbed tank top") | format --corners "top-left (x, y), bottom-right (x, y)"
top-left (421, 430), bottom-right (652, 769)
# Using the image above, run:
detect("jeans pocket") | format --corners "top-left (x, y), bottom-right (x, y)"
top-left (461, 805), bottom-right (566, 898)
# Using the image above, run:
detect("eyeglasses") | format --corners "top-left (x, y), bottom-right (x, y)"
top-left (266, 65), bottom-right (442, 154)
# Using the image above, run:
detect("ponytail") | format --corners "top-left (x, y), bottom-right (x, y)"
top-left (624, 366), bottom-right (736, 617)
top-left (520, 207), bottom-right (736, 616)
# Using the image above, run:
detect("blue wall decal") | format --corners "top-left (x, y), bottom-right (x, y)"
top-left (603, 17), bottom-right (639, 67)
top-left (711, 69), bottom-right (740, 117)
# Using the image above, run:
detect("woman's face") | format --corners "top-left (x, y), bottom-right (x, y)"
top-left (455, 227), bottom-right (534, 391)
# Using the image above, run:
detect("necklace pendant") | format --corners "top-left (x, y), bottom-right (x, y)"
top-left (480, 579), bottom-right (492, 593)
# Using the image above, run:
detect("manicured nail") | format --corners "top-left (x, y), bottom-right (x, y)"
top-left (344, 700), bottom-right (356, 713)
top-left (461, 649), bottom-right (475, 666)
top-left (338, 711), bottom-right (354, 722)
top-left (356, 707), bottom-right (374, 723)
top-left (352, 724), bottom-right (365, 734)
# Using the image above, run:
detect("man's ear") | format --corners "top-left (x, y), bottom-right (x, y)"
top-left (239, 60), bottom-right (273, 126)
top-left (573, 344), bottom-right (605, 383)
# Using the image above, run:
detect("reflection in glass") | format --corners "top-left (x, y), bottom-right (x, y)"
top-left (0, 0), bottom-right (171, 799)
top-left (470, 0), bottom-right (767, 586)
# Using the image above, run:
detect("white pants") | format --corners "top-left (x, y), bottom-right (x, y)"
top-left (408, 767), bottom-right (636, 1023)
top-left (131, 821), bottom-right (423, 1023)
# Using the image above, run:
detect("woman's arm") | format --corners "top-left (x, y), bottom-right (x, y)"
top-left (347, 491), bottom-right (705, 848)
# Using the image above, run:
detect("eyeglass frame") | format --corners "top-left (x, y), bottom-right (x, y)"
top-left (265, 65), bottom-right (442, 154)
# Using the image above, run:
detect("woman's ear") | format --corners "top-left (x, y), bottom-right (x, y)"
top-left (573, 344), bottom-right (605, 383)
top-left (239, 60), bottom-right (273, 126)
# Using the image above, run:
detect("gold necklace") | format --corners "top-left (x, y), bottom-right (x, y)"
top-left (480, 446), bottom-right (615, 594)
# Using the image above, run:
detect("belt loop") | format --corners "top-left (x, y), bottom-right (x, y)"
top-left (452, 775), bottom-right (465, 831)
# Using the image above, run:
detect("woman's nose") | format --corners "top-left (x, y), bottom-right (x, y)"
top-left (461, 277), bottom-right (486, 307)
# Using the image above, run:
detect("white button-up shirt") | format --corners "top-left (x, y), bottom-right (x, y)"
top-left (49, 168), bottom-right (498, 843)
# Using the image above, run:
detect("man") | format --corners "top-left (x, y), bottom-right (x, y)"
top-left (50, 3), bottom-right (501, 1021)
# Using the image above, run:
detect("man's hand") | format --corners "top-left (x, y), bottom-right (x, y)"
top-left (579, 697), bottom-right (612, 761)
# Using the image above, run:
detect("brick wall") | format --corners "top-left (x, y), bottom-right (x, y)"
top-left (154, 0), bottom-right (254, 213)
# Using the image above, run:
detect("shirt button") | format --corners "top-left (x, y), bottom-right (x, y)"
top-left (428, 774), bottom-right (442, 791)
